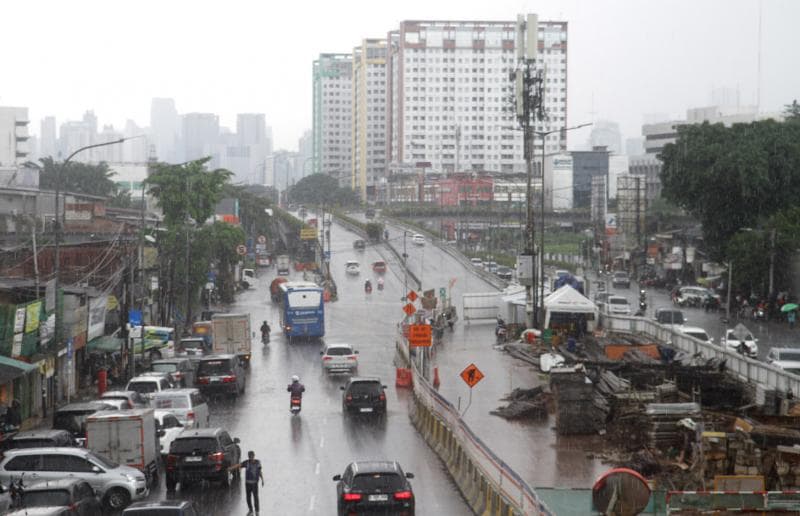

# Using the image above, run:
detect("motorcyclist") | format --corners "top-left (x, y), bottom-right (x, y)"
top-left (260, 321), bottom-right (271, 340)
top-left (365, 279), bottom-right (372, 293)
top-left (287, 375), bottom-right (305, 405)
top-left (377, 277), bottom-right (384, 290)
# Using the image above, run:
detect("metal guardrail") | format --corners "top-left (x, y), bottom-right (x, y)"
top-left (399, 330), bottom-right (553, 515)
top-left (602, 314), bottom-right (800, 396)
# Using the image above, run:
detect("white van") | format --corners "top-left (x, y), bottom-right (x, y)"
top-left (151, 389), bottom-right (209, 429)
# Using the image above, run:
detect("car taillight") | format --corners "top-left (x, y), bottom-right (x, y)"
top-left (166, 454), bottom-right (177, 470)
top-left (348, 356), bottom-right (357, 360)
top-left (379, 393), bottom-right (386, 401)
top-left (210, 452), bottom-right (224, 469)
top-left (323, 356), bottom-right (332, 361)
top-left (173, 372), bottom-right (183, 379)
top-left (222, 376), bottom-right (237, 383)
top-left (343, 493), bottom-right (362, 502)
top-left (187, 411), bottom-right (195, 420)
top-left (394, 490), bottom-right (413, 500)
top-left (345, 395), bottom-right (352, 402)
top-left (197, 377), bottom-right (210, 384)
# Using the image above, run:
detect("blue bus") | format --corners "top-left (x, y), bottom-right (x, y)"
top-left (279, 281), bottom-right (325, 338)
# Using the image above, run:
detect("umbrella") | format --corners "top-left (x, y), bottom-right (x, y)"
top-left (781, 303), bottom-right (799, 313)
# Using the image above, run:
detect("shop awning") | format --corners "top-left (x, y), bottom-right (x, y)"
top-left (0, 355), bottom-right (38, 384)
top-left (87, 336), bottom-right (124, 354)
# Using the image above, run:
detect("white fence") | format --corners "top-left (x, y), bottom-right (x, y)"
top-left (462, 292), bottom-right (504, 321)
top-left (602, 314), bottom-right (800, 396)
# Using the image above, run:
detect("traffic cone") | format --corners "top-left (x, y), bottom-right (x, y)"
top-left (433, 367), bottom-right (440, 389)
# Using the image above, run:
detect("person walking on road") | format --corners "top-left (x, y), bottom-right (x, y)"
top-left (788, 309), bottom-right (797, 329)
top-left (229, 450), bottom-right (264, 514)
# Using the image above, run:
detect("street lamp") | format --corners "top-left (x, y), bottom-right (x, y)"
top-left (533, 123), bottom-right (591, 326)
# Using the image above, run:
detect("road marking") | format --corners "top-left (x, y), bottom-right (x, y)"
top-left (309, 495), bottom-right (315, 511)
top-left (319, 436), bottom-right (325, 448)
top-left (315, 461), bottom-right (320, 475)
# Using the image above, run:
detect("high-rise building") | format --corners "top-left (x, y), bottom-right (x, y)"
top-left (235, 113), bottom-right (270, 184)
top-left (571, 147), bottom-right (610, 209)
top-left (298, 129), bottom-right (313, 178)
top-left (352, 39), bottom-right (388, 202)
top-left (40, 116), bottom-right (57, 159)
top-left (150, 98), bottom-right (180, 163)
top-left (589, 120), bottom-right (622, 155)
top-left (182, 113), bottom-right (220, 162)
top-left (0, 106), bottom-right (30, 167)
top-left (59, 111), bottom-right (96, 158)
top-left (313, 53), bottom-right (353, 187)
top-left (625, 137), bottom-right (644, 157)
top-left (385, 18), bottom-right (568, 176)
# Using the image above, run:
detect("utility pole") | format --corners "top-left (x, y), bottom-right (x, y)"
top-left (768, 228), bottom-right (776, 295)
top-left (513, 13), bottom-right (544, 329)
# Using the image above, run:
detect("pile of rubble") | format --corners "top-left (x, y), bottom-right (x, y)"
top-left (490, 386), bottom-right (549, 420)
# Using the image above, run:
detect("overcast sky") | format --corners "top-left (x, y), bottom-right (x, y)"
top-left (2, 0), bottom-right (798, 151)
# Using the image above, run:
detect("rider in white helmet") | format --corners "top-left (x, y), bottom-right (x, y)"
top-left (287, 375), bottom-right (305, 402)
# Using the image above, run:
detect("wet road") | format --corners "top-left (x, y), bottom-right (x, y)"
top-left (142, 221), bottom-right (471, 514)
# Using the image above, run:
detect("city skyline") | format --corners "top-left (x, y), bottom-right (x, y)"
top-left (1, 0), bottom-right (797, 151)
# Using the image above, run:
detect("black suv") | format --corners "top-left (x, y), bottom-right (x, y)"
top-left (195, 355), bottom-right (245, 398)
top-left (333, 461), bottom-right (415, 516)
top-left (165, 428), bottom-right (241, 490)
top-left (341, 377), bottom-right (387, 416)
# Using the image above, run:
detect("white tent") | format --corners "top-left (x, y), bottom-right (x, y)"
top-left (543, 285), bottom-right (599, 330)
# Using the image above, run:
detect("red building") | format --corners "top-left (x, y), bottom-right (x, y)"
top-left (436, 176), bottom-right (494, 207)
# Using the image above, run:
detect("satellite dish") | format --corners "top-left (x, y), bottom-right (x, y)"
top-left (592, 468), bottom-right (651, 515)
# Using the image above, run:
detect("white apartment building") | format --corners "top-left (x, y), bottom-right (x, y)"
top-left (0, 106), bottom-right (30, 167)
top-left (313, 53), bottom-right (353, 187)
top-left (386, 18), bottom-right (568, 176)
top-left (352, 39), bottom-right (388, 201)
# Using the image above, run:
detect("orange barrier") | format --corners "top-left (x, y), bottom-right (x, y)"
top-left (433, 367), bottom-right (440, 389)
top-left (323, 289), bottom-right (331, 302)
top-left (605, 343), bottom-right (660, 360)
top-left (396, 367), bottom-right (413, 388)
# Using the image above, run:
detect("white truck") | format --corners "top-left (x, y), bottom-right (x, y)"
top-left (276, 254), bottom-right (291, 275)
top-left (211, 313), bottom-right (253, 367)
top-left (86, 408), bottom-right (160, 488)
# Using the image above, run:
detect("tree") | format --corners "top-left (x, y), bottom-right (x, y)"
top-left (785, 100), bottom-right (800, 120)
top-left (195, 222), bottom-right (246, 304)
top-left (147, 158), bottom-right (232, 226)
top-left (660, 118), bottom-right (800, 260)
top-left (36, 157), bottom-right (120, 198)
top-left (289, 173), bottom-right (359, 206)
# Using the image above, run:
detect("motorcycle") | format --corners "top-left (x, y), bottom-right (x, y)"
top-left (377, 280), bottom-right (384, 291)
top-left (365, 281), bottom-right (372, 294)
top-left (290, 396), bottom-right (302, 415)
top-left (261, 332), bottom-right (270, 345)
top-left (753, 306), bottom-right (768, 322)
top-left (495, 316), bottom-right (508, 344)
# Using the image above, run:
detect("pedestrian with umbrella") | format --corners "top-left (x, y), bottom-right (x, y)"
top-left (782, 303), bottom-right (798, 329)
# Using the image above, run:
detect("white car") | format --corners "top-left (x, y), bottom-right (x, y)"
top-left (154, 410), bottom-right (184, 458)
top-left (606, 295), bottom-right (631, 315)
top-left (411, 234), bottom-right (425, 246)
top-left (766, 348), bottom-right (800, 375)
top-left (679, 326), bottom-right (713, 345)
top-left (345, 260), bottom-right (361, 275)
top-left (320, 343), bottom-right (359, 373)
top-left (721, 325), bottom-right (758, 358)
top-left (125, 375), bottom-right (174, 401)
top-left (470, 258), bottom-right (483, 268)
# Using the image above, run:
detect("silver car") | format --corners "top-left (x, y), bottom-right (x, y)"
top-left (0, 447), bottom-right (148, 511)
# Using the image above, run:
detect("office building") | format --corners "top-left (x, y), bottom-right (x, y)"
top-left (589, 120), bottom-right (622, 155)
top-left (40, 116), bottom-right (57, 159)
top-left (312, 53), bottom-right (353, 187)
top-left (571, 147), bottom-right (609, 209)
top-left (298, 129), bottom-right (313, 177)
top-left (0, 106), bottom-right (30, 167)
top-left (150, 98), bottom-right (180, 163)
top-left (385, 17), bottom-right (568, 176)
top-left (352, 39), bottom-right (388, 201)
top-left (182, 113), bottom-right (220, 162)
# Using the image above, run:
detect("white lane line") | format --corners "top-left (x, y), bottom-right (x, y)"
top-left (308, 495), bottom-right (316, 511)
top-left (315, 462), bottom-right (320, 475)
top-left (319, 436), bottom-right (325, 448)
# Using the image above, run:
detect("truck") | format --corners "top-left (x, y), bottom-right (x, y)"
top-left (210, 313), bottom-right (252, 367)
top-left (276, 254), bottom-right (291, 275)
top-left (86, 408), bottom-right (160, 488)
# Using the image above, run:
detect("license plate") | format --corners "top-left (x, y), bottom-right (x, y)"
top-left (185, 457), bottom-right (202, 462)
top-left (211, 377), bottom-right (221, 383)
top-left (360, 407), bottom-right (373, 413)
top-left (368, 494), bottom-right (388, 502)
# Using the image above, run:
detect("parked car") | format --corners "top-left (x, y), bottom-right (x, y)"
top-left (154, 410), bottom-right (184, 459)
top-left (53, 402), bottom-right (117, 446)
top-left (3, 430), bottom-right (76, 451)
top-left (721, 324), bottom-right (758, 358)
top-left (19, 479), bottom-right (102, 516)
top-left (123, 500), bottom-right (199, 516)
top-left (679, 326), bottom-right (714, 345)
top-left (100, 391), bottom-right (149, 410)
top-left (411, 234), bottom-right (425, 246)
top-left (165, 428), bottom-right (241, 491)
top-left (766, 347), bottom-right (800, 375)
top-left (194, 355), bottom-right (245, 398)
top-left (150, 358), bottom-right (196, 388)
top-left (175, 337), bottom-right (209, 359)
top-left (345, 261), bottom-right (361, 276)
top-left (605, 296), bottom-right (631, 315)
top-left (341, 377), bottom-right (387, 416)
top-left (151, 389), bottom-right (209, 429)
top-left (0, 447), bottom-right (148, 510)
top-left (321, 343), bottom-right (359, 374)
top-left (333, 461), bottom-right (415, 516)
top-left (654, 308), bottom-right (687, 326)
top-left (6, 507), bottom-right (73, 516)
top-left (126, 375), bottom-right (175, 401)
top-left (470, 258), bottom-right (483, 268)
top-left (495, 266), bottom-right (513, 281)
top-left (353, 239), bottom-right (366, 250)
top-left (611, 271), bottom-right (631, 289)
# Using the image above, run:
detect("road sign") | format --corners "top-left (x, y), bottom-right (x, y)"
top-left (300, 228), bottom-right (317, 240)
top-left (402, 303), bottom-right (417, 316)
top-left (323, 251), bottom-right (331, 262)
top-left (460, 363), bottom-right (484, 388)
top-left (439, 287), bottom-right (446, 297)
top-left (408, 324), bottom-right (432, 347)
top-left (258, 235), bottom-right (267, 244)
top-left (236, 244), bottom-right (247, 256)
top-left (407, 290), bottom-right (418, 302)
top-left (128, 309), bottom-right (142, 327)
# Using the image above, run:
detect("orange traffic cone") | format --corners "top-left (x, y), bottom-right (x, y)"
top-left (433, 367), bottom-right (440, 389)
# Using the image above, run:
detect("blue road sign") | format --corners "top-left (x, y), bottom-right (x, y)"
top-left (129, 309), bottom-right (142, 327)
top-left (324, 251), bottom-right (331, 261)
